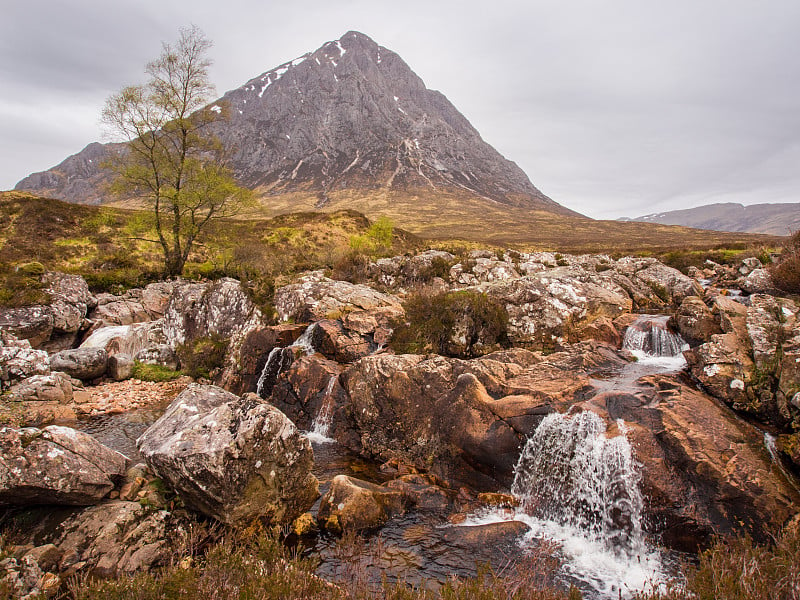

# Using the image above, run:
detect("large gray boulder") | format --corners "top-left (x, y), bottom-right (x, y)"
top-left (90, 281), bottom-right (174, 327)
top-left (49, 347), bottom-right (108, 381)
top-left (162, 278), bottom-right (266, 347)
top-left (479, 269), bottom-right (631, 348)
top-left (274, 271), bottom-right (402, 323)
top-left (137, 384), bottom-right (318, 525)
top-left (0, 425), bottom-right (128, 505)
top-left (0, 305), bottom-right (54, 348)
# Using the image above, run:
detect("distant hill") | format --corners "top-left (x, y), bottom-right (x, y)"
top-left (620, 202), bottom-right (800, 236)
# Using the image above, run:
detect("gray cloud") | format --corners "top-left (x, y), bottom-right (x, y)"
top-left (1, 0), bottom-right (798, 219)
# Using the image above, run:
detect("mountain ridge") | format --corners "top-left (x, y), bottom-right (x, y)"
top-left (16, 31), bottom-right (579, 219)
top-left (620, 202), bottom-right (800, 236)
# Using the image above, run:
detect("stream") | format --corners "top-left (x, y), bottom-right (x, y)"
top-left (70, 315), bottom-right (694, 599)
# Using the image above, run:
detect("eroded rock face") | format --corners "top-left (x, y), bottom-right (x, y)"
top-left (41, 272), bottom-right (94, 351)
top-left (318, 474), bottom-right (406, 532)
top-left (596, 375), bottom-right (800, 545)
top-left (0, 425), bottom-right (128, 506)
top-left (274, 271), bottom-right (402, 323)
top-left (45, 500), bottom-right (184, 577)
top-left (137, 384), bottom-right (318, 525)
top-left (90, 282), bottom-right (174, 327)
top-left (339, 346), bottom-right (602, 488)
top-left (6, 372), bottom-right (75, 403)
top-left (49, 347), bottom-right (108, 381)
top-left (221, 323), bottom-right (308, 395)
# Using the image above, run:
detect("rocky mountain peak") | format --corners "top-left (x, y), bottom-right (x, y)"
top-left (16, 31), bottom-right (577, 217)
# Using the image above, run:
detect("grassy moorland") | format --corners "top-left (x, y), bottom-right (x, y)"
top-left (1, 189), bottom-right (783, 303)
top-left (210, 187), bottom-right (783, 253)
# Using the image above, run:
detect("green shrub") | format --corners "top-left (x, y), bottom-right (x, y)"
top-left (176, 335), bottom-right (229, 380)
top-left (17, 262), bottom-right (45, 277)
top-left (131, 361), bottom-right (181, 382)
top-left (392, 290), bottom-right (509, 358)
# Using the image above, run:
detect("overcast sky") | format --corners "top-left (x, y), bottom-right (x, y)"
top-left (2, 0), bottom-right (798, 219)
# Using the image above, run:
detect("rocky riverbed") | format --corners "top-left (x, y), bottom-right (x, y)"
top-left (0, 249), bottom-right (797, 598)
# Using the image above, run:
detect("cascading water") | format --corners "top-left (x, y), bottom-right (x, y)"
top-left (623, 315), bottom-right (688, 367)
top-left (511, 411), bottom-right (645, 556)
top-left (486, 410), bottom-right (667, 598)
top-left (256, 323), bottom-right (318, 399)
top-left (307, 375), bottom-right (337, 443)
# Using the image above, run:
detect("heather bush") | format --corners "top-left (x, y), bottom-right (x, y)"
top-left (392, 290), bottom-right (509, 358)
top-left (769, 230), bottom-right (800, 294)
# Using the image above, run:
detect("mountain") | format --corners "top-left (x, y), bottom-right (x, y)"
top-left (15, 31), bottom-right (577, 222)
top-left (620, 202), bottom-right (800, 236)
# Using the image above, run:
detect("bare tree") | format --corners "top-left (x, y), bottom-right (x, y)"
top-left (103, 26), bottom-right (251, 277)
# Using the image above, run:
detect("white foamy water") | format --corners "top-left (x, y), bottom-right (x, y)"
top-left (459, 509), bottom-right (667, 599)
top-left (307, 375), bottom-right (337, 444)
top-left (502, 411), bottom-right (668, 599)
top-left (256, 323), bottom-right (318, 398)
top-left (623, 315), bottom-right (688, 358)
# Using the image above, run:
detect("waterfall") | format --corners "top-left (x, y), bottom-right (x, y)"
top-left (623, 315), bottom-right (686, 358)
top-left (511, 411), bottom-right (646, 556)
top-left (256, 323), bottom-right (318, 399)
top-left (307, 375), bottom-right (337, 443)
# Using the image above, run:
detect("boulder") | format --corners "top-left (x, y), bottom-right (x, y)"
top-left (162, 278), bottom-right (266, 347)
top-left (672, 296), bottom-right (722, 345)
top-left (0, 332), bottom-right (50, 387)
top-left (137, 384), bottom-right (318, 525)
top-left (628, 376), bottom-right (800, 544)
top-left (49, 347), bottom-right (108, 381)
top-left (684, 333), bottom-right (753, 409)
top-left (339, 349), bottom-right (595, 487)
top-left (274, 271), bottom-right (402, 323)
top-left (6, 372), bottom-right (74, 403)
top-left (739, 257), bottom-right (763, 276)
top-left (369, 250), bottom-right (454, 288)
top-left (90, 282), bottom-right (173, 327)
top-left (107, 354), bottom-right (134, 381)
top-left (80, 321), bottom-right (168, 357)
top-left (48, 500), bottom-right (182, 577)
top-left (0, 305), bottom-right (54, 348)
top-left (615, 258), bottom-right (702, 307)
top-left (0, 425), bottom-right (128, 506)
top-left (134, 345), bottom-right (179, 371)
top-left (480, 270), bottom-right (631, 348)
top-left (318, 475), bottom-right (406, 532)
top-left (312, 319), bottom-right (374, 363)
top-left (271, 354), bottom-right (345, 434)
top-left (29, 272), bottom-right (95, 351)
top-left (739, 268), bottom-right (774, 294)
